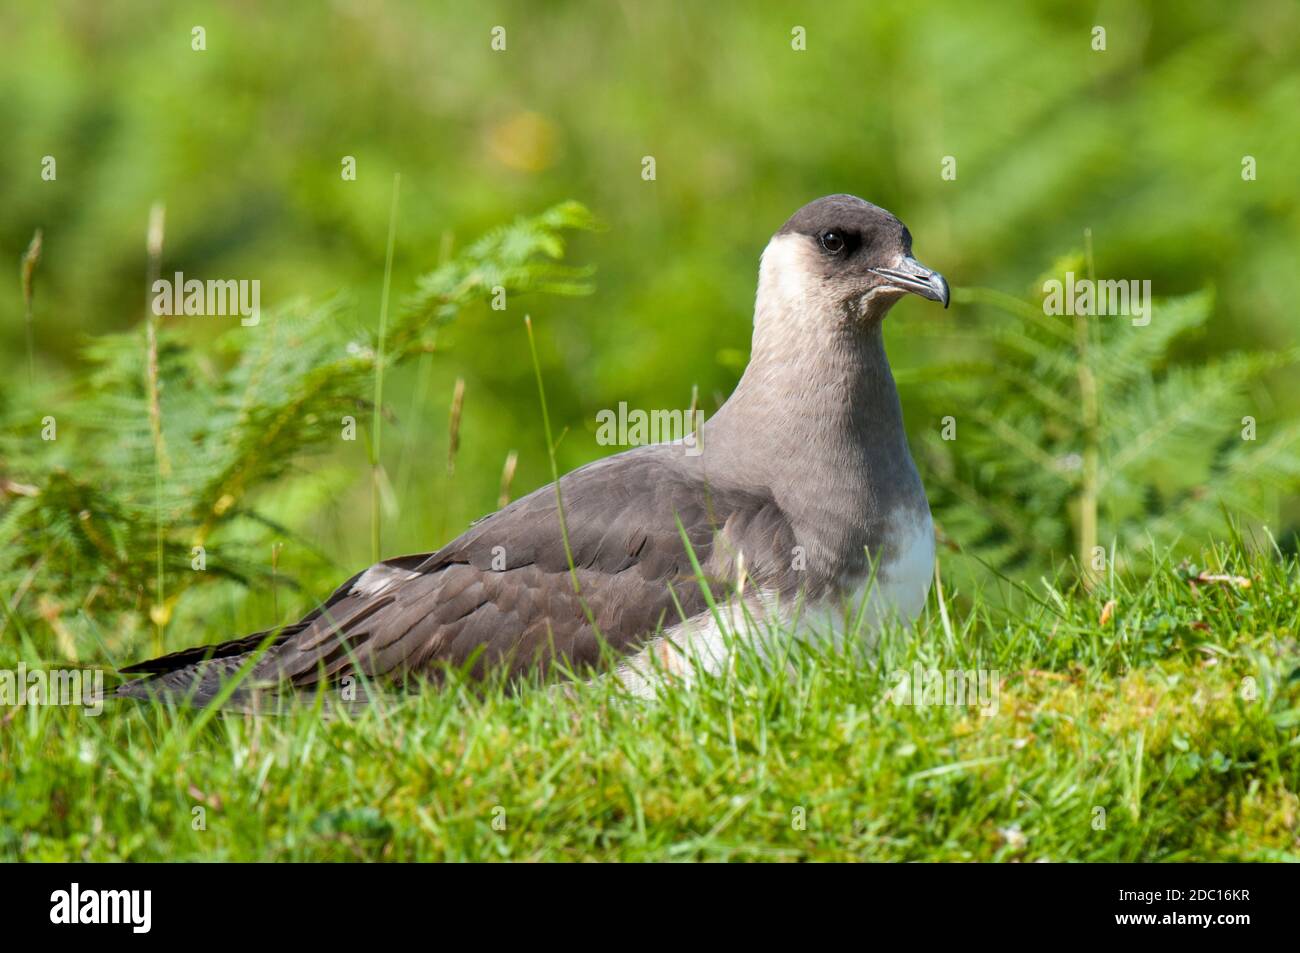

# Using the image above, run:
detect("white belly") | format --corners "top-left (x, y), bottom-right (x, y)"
top-left (615, 508), bottom-right (936, 697)
top-left (843, 506), bottom-right (936, 627)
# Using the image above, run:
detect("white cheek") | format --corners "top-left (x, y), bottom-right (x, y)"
top-left (759, 234), bottom-right (812, 309)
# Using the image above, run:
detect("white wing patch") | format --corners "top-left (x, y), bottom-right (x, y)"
top-left (351, 563), bottom-right (419, 598)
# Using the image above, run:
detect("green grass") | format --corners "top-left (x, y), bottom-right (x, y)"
top-left (2, 538), bottom-right (1297, 862)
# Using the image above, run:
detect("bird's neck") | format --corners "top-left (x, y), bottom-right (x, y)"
top-left (703, 308), bottom-right (915, 499)
top-left (693, 297), bottom-right (930, 592)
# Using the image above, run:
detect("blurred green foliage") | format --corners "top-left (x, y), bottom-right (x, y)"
top-left (2, 2), bottom-right (1299, 655)
top-left (915, 280), bottom-right (1300, 584)
top-left (0, 203), bottom-right (595, 659)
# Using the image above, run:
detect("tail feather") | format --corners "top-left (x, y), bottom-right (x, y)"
top-left (117, 625), bottom-right (300, 676)
top-left (114, 652), bottom-right (263, 704)
top-left (115, 554), bottom-right (434, 707)
top-left (115, 564), bottom-right (376, 701)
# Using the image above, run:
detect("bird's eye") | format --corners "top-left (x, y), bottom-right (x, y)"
top-left (820, 231), bottom-right (845, 254)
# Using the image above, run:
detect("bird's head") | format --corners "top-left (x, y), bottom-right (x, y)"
top-left (758, 194), bottom-right (948, 327)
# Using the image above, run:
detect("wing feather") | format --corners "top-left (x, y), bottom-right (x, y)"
top-left (120, 445), bottom-right (803, 698)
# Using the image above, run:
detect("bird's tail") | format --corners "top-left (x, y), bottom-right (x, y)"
top-left (114, 625), bottom-right (295, 706)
